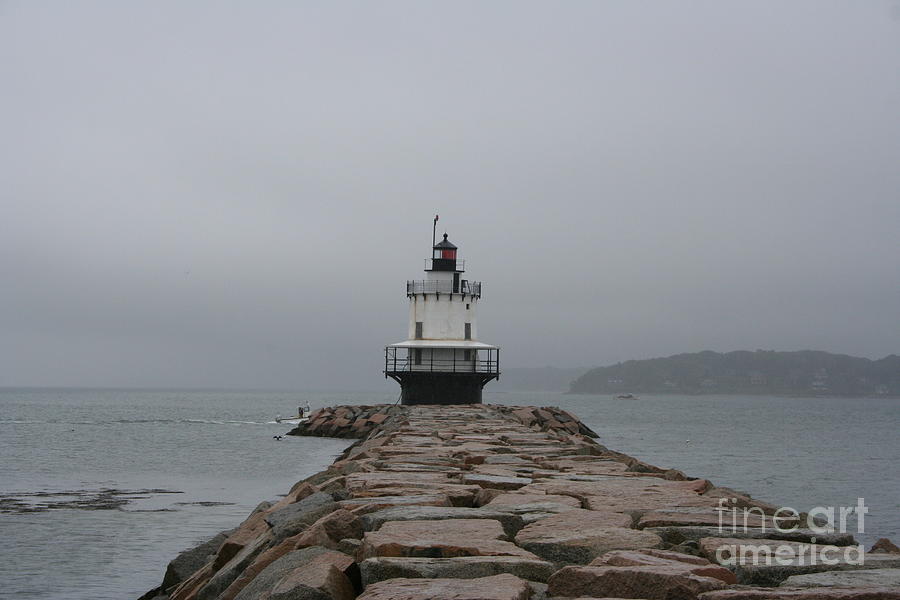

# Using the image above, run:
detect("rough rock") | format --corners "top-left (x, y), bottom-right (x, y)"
top-left (486, 493), bottom-right (582, 508)
top-left (265, 492), bottom-right (338, 541)
top-left (702, 541), bottom-right (900, 586)
top-left (337, 538), bottom-right (362, 556)
top-left (162, 530), bottom-right (231, 591)
top-left (870, 538), bottom-right (900, 554)
top-left (213, 505), bottom-right (272, 570)
top-left (699, 589), bottom-right (900, 599)
top-left (524, 479), bottom-right (718, 513)
top-left (699, 536), bottom-right (848, 564)
top-left (356, 573), bottom-right (532, 600)
top-left (276, 482), bottom-right (319, 510)
top-left (339, 494), bottom-right (452, 513)
top-left (548, 564), bottom-right (728, 599)
top-left (360, 518), bottom-right (540, 560)
top-left (590, 549), bottom-right (737, 584)
top-left (288, 405), bottom-right (402, 439)
top-left (232, 547), bottom-right (351, 600)
top-left (168, 563), bottom-right (216, 600)
top-left (348, 483), bottom-right (480, 507)
top-left (360, 555), bottom-right (556, 584)
top-left (487, 501), bottom-right (582, 526)
top-left (638, 508), bottom-right (782, 529)
top-left (515, 510), bottom-right (659, 565)
top-left (293, 509), bottom-right (363, 550)
top-left (345, 471), bottom-right (456, 490)
top-left (637, 549), bottom-right (718, 565)
top-left (220, 536), bottom-right (301, 600)
top-left (647, 525), bottom-right (856, 547)
top-left (702, 487), bottom-right (781, 515)
top-left (484, 455), bottom-right (537, 465)
top-left (196, 531), bottom-right (273, 600)
top-left (361, 505), bottom-right (525, 538)
top-left (781, 567), bottom-right (900, 589)
top-left (463, 474), bottom-right (533, 490)
top-left (268, 552), bottom-right (357, 600)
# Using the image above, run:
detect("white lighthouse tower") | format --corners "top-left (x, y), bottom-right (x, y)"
top-left (385, 221), bottom-right (500, 405)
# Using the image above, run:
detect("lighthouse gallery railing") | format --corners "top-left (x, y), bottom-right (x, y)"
top-left (384, 347), bottom-right (499, 376)
top-left (407, 280), bottom-right (482, 297)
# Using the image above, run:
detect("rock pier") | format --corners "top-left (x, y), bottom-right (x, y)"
top-left (141, 404), bottom-right (900, 600)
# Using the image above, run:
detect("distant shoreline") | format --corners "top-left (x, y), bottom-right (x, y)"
top-left (564, 390), bottom-right (900, 399)
top-left (568, 350), bottom-right (900, 397)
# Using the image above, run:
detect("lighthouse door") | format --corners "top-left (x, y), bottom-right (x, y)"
top-left (453, 273), bottom-right (460, 293)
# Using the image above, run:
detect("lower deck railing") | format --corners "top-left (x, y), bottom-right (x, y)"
top-left (384, 348), bottom-right (499, 375)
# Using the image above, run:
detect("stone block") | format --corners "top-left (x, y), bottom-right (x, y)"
top-left (359, 518), bottom-right (540, 560)
top-left (515, 510), bottom-right (659, 565)
top-left (360, 555), bottom-right (556, 584)
top-left (357, 573), bottom-right (532, 600)
top-left (548, 564), bottom-right (728, 599)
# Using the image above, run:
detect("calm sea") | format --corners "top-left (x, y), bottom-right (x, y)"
top-left (1, 388), bottom-right (897, 600)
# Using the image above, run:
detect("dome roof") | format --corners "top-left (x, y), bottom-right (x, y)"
top-left (433, 233), bottom-right (457, 249)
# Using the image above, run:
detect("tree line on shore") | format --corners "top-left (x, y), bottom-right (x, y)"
top-left (566, 350), bottom-right (900, 397)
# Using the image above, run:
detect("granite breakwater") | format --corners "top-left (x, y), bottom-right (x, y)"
top-left (140, 404), bottom-right (900, 600)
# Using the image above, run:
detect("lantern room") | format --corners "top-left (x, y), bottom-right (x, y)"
top-left (427, 233), bottom-right (462, 272)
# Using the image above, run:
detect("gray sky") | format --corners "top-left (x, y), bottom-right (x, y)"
top-left (2, 1), bottom-right (898, 389)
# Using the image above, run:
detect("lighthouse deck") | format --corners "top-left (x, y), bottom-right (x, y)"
top-left (406, 279), bottom-right (481, 297)
top-left (384, 343), bottom-right (499, 376)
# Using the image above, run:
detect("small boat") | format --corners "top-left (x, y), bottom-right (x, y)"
top-left (616, 393), bottom-right (638, 400)
top-left (275, 404), bottom-right (312, 424)
top-left (274, 415), bottom-right (308, 425)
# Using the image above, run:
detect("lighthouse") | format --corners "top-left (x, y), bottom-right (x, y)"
top-left (384, 221), bottom-right (500, 405)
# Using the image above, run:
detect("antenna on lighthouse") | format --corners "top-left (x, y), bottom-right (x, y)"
top-left (432, 214), bottom-right (439, 247)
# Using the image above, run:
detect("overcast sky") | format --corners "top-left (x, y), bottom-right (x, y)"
top-left (2, 1), bottom-right (898, 389)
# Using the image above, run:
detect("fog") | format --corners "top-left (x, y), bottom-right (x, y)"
top-left (2, 1), bottom-right (898, 389)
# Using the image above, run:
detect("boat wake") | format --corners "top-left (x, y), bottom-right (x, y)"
top-left (1, 418), bottom-right (276, 426)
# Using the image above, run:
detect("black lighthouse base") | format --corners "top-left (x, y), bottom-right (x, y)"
top-left (393, 373), bottom-right (496, 406)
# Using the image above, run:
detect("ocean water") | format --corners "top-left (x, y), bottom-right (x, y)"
top-left (1, 388), bottom-right (897, 600)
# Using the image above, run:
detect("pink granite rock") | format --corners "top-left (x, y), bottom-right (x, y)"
top-left (293, 509), bottom-right (363, 550)
top-left (463, 473), bottom-right (533, 490)
top-left (698, 536), bottom-right (844, 566)
top-left (360, 518), bottom-right (540, 560)
top-left (267, 552), bottom-right (356, 600)
top-left (870, 538), bottom-right (900, 554)
top-left (368, 412), bottom-right (389, 424)
top-left (348, 484), bottom-right (480, 507)
top-left (357, 573), bottom-right (532, 600)
top-left (548, 564), bottom-right (728, 599)
top-left (591, 550), bottom-right (737, 584)
top-left (638, 548), bottom-right (717, 565)
top-left (339, 493), bottom-right (452, 514)
top-left (486, 492), bottom-right (582, 508)
top-left (515, 511), bottom-right (661, 565)
top-left (698, 589), bottom-right (900, 599)
top-left (638, 508), bottom-right (792, 530)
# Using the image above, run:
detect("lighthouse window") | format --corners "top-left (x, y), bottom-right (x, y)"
top-left (466, 303), bottom-right (470, 310)
top-left (414, 349), bottom-right (422, 365)
top-left (415, 322), bottom-right (423, 339)
top-left (464, 323), bottom-right (471, 340)
top-left (463, 350), bottom-right (471, 361)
